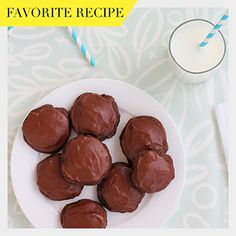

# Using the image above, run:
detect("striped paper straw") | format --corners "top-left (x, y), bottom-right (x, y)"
top-left (66, 26), bottom-right (96, 66)
top-left (199, 10), bottom-right (229, 47)
top-left (8, 26), bottom-right (14, 35)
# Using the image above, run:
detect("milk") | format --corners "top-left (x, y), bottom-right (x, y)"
top-left (169, 19), bottom-right (226, 84)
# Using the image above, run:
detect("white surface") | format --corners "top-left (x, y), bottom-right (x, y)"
top-left (215, 102), bottom-right (229, 166)
top-left (170, 20), bottom-right (225, 73)
top-left (11, 79), bottom-right (185, 228)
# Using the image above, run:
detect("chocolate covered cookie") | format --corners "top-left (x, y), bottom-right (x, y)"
top-left (70, 93), bottom-right (120, 140)
top-left (131, 150), bottom-right (175, 193)
top-left (37, 153), bottom-right (83, 200)
top-left (97, 162), bottom-right (144, 213)
top-left (61, 135), bottom-right (112, 185)
top-left (120, 116), bottom-right (168, 165)
top-left (22, 104), bottom-right (70, 153)
top-left (61, 199), bottom-right (107, 228)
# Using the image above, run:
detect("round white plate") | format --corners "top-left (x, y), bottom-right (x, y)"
top-left (11, 78), bottom-right (185, 228)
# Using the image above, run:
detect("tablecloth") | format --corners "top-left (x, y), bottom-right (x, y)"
top-left (8, 8), bottom-right (228, 228)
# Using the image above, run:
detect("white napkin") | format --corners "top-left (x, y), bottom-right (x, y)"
top-left (215, 102), bottom-right (229, 167)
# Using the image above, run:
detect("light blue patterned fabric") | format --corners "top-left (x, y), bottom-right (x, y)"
top-left (8, 8), bottom-right (228, 228)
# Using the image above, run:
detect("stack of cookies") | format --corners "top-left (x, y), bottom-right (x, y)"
top-left (22, 92), bottom-right (175, 228)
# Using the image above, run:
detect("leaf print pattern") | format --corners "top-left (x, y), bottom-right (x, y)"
top-left (8, 8), bottom-right (228, 228)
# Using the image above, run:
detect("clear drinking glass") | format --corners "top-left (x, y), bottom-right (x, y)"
top-left (168, 19), bottom-right (226, 84)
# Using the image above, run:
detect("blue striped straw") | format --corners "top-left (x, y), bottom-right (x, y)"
top-left (199, 10), bottom-right (229, 47)
top-left (8, 26), bottom-right (14, 35)
top-left (66, 26), bottom-right (96, 66)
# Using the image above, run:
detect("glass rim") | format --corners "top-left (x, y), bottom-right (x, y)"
top-left (168, 19), bottom-right (227, 75)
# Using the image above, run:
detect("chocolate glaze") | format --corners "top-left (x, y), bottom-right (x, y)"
top-left (61, 135), bottom-right (112, 185)
top-left (120, 116), bottom-right (168, 165)
top-left (131, 150), bottom-right (175, 193)
top-left (36, 153), bottom-right (83, 200)
top-left (22, 104), bottom-right (70, 153)
top-left (97, 162), bottom-right (144, 213)
top-left (70, 93), bottom-right (120, 141)
top-left (60, 199), bottom-right (107, 228)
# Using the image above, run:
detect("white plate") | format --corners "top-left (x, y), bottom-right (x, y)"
top-left (11, 78), bottom-right (185, 228)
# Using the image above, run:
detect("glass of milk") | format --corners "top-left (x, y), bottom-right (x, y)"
top-left (168, 19), bottom-right (226, 84)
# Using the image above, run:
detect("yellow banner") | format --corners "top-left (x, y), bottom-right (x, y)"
top-left (0, 0), bottom-right (137, 26)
